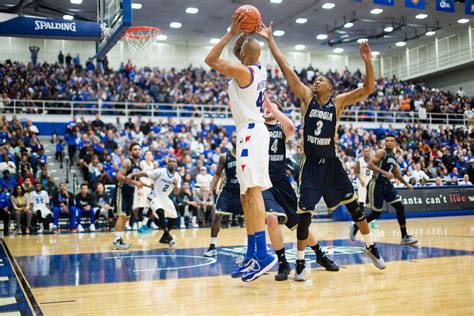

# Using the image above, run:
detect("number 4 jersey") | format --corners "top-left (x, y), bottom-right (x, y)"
top-left (228, 64), bottom-right (266, 128)
top-left (147, 168), bottom-right (181, 197)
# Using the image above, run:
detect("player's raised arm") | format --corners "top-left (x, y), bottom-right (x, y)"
top-left (334, 42), bottom-right (375, 112)
top-left (257, 22), bottom-right (312, 111)
top-left (205, 12), bottom-right (252, 87)
top-left (263, 94), bottom-right (296, 139)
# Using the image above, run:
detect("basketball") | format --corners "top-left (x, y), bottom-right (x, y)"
top-left (235, 4), bottom-right (261, 34)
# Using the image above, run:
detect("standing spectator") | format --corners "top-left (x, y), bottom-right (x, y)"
top-left (58, 50), bottom-right (64, 65)
top-left (65, 53), bottom-right (72, 66)
top-left (56, 139), bottom-right (64, 169)
top-left (75, 183), bottom-right (95, 232)
top-left (11, 185), bottom-right (32, 234)
top-left (73, 54), bottom-right (81, 71)
top-left (0, 186), bottom-right (11, 235)
top-left (456, 87), bottom-right (465, 98)
top-left (65, 132), bottom-right (78, 166)
top-left (29, 46), bottom-right (40, 65)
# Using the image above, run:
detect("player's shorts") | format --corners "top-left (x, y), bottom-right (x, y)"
top-left (149, 195), bottom-right (178, 219)
top-left (236, 122), bottom-right (272, 195)
top-left (366, 179), bottom-right (402, 212)
top-left (298, 156), bottom-right (357, 213)
top-left (113, 185), bottom-right (134, 217)
top-left (133, 186), bottom-right (152, 209)
top-left (263, 177), bottom-right (299, 230)
top-left (215, 187), bottom-right (243, 216)
top-left (357, 185), bottom-right (367, 204)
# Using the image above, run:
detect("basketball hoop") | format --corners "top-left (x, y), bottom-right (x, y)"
top-left (124, 26), bottom-right (161, 67)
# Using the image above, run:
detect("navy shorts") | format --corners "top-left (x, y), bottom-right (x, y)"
top-left (113, 185), bottom-right (134, 217)
top-left (215, 188), bottom-right (243, 216)
top-left (298, 157), bottom-right (357, 213)
top-left (367, 179), bottom-right (402, 212)
top-left (263, 177), bottom-right (299, 230)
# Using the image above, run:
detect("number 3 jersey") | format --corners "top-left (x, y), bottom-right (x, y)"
top-left (146, 168), bottom-right (181, 197)
top-left (228, 64), bottom-right (266, 129)
top-left (303, 97), bottom-right (337, 159)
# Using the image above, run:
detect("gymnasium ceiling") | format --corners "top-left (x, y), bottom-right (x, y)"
top-left (0, 0), bottom-right (472, 54)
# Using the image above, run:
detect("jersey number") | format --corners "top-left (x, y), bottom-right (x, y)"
top-left (35, 198), bottom-right (44, 204)
top-left (256, 91), bottom-right (264, 113)
top-left (314, 121), bottom-right (324, 136)
top-left (366, 170), bottom-right (371, 176)
top-left (270, 139), bottom-right (278, 153)
top-left (162, 184), bottom-right (170, 192)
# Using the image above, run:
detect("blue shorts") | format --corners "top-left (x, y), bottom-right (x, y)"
top-left (298, 157), bottom-right (357, 213)
top-left (367, 179), bottom-right (402, 212)
top-left (215, 188), bottom-right (243, 216)
top-left (263, 177), bottom-right (299, 230)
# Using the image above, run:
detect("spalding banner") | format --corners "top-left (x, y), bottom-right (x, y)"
top-left (0, 13), bottom-right (100, 40)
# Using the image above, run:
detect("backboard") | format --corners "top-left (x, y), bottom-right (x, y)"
top-left (96, 0), bottom-right (131, 59)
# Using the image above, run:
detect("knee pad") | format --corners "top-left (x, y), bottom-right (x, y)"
top-left (346, 200), bottom-right (366, 222)
top-left (297, 212), bottom-right (312, 240)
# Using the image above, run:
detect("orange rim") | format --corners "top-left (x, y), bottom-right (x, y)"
top-left (124, 26), bottom-right (161, 39)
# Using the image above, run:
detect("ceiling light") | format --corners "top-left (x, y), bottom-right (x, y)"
top-left (295, 45), bottom-right (305, 50)
top-left (273, 30), bottom-right (285, 36)
top-left (63, 15), bottom-right (74, 20)
top-left (395, 41), bottom-right (406, 47)
top-left (415, 14), bottom-right (428, 19)
top-left (384, 26), bottom-right (393, 32)
top-left (322, 3), bottom-right (335, 9)
top-left (156, 35), bottom-right (167, 41)
top-left (316, 34), bottom-right (328, 40)
top-left (258, 41), bottom-right (264, 47)
top-left (131, 3), bottom-right (142, 9)
top-left (210, 38), bottom-right (220, 44)
top-left (426, 31), bottom-right (436, 36)
top-left (270, 0), bottom-right (282, 3)
top-left (372, 51), bottom-right (380, 56)
top-left (333, 48), bottom-right (344, 53)
top-left (458, 19), bottom-right (470, 24)
top-left (357, 38), bottom-right (368, 44)
top-left (170, 22), bottom-right (182, 28)
top-left (295, 18), bottom-right (307, 24)
top-left (344, 22), bottom-right (354, 28)
top-left (186, 7), bottom-right (198, 14)
top-left (70, 0), bottom-right (82, 4)
top-left (370, 8), bottom-right (383, 14)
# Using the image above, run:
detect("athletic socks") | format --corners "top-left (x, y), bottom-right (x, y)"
top-left (297, 250), bottom-right (305, 260)
top-left (255, 231), bottom-right (267, 260)
top-left (362, 233), bottom-right (374, 247)
top-left (210, 237), bottom-right (217, 245)
top-left (246, 234), bottom-right (256, 259)
top-left (400, 226), bottom-right (408, 238)
top-left (275, 247), bottom-right (288, 265)
top-left (114, 232), bottom-right (123, 242)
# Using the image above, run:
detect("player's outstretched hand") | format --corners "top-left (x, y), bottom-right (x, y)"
top-left (257, 21), bottom-right (273, 40)
top-left (359, 41), bottom-right (372, 63)
top-left (229, 11), bottom-right (246, 35)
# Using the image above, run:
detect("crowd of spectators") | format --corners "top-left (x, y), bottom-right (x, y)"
top-left (0, 58), bottom-right (471, 117)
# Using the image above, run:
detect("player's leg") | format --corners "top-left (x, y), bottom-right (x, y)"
top-left (306, 231), bottom-right (339, 271)
top-left (391, 201), bottom-right (417, 245)
top-left (203, 213), bottom-right (222, 257)
top-left (112, 187), bottom-right (132, 250)
top-left (266, 213), bottom-right (291, 281)
top-left (230, 193), bottom-right (254, 278)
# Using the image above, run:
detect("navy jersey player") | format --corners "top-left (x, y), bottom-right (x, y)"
top-left (350, 135), bottom-right (417, 245)
top-left (203, 134), bottom-right (243, 257)
top-left (112, 142), bottom-right (143, 250)
top-left (262, 97), bottom-right (339, 281)
top-left (258, 23), bottom-right (385, 277)
top-left (206, 13), bottom-right (277, 282)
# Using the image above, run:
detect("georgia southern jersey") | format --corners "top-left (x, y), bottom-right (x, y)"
top-left (266, 123), bottom-right (287, 181)
top-left (147, 168), bottom-right (181, 197)
top-left (222, 152), bottom-right (239, 190)
top-left (373, 151), bottom-right (397, 183)
top-left (228, 64), bottom-right (267, 128)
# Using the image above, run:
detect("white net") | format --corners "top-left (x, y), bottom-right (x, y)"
top-left (124, 26), bottom-right (161, 67)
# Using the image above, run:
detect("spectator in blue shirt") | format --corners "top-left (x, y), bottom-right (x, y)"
top-left (0, 170), bottom-right (17, 192)
top-left (0, 186), bottom-right (11, 235)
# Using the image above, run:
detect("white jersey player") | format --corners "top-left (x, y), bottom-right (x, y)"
top-left (133, 151), bottom-right (155, 210)
top-left (128, 157), bottom-right (181, 246)
top-left (355, 147), bottom-right (373, 208)
top-left (205, 13), bottom-right (277, 282)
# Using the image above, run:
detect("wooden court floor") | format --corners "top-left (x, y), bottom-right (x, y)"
top-left (1, 215), bottom-right (473, 315)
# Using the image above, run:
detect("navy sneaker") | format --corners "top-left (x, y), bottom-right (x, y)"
top-left (241, 253), bottom-right (278, 282)
top-left (230, 256), bottom-right (252, 278)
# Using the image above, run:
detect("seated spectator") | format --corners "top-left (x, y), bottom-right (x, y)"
top-left (52, 182), bottom-right (77, 232)
top-left (11, 184), bottom-right (32, 234)
top-left (75, 183), bottom-right (95, 232)
top-left (412, 163), bottom-right (430, 184)
top-left (92, 183), bottom-right (114, 226)
top-left (176, 181), bottom-right (199, 228)
top-left (20, 176), bottom-right (34, 192)
top-left (460, 174), bottom-right (472, 185)
top-left (0, 169), bottom-right (17, 192)
top-left (196, 166), bottom-right (213, 190)
top-left (433, 177), bottom-right (444, 187)
top-left (450, 176), bottom-right (459, 186)
top-left (193, 185), bottom-right (215, 227)
top-left (45, 176), bottom-right (58, 198)
top-left (30, 182), bottom-right (54, 233)
top-left (0, 155), bottom-right (16, 174)
top-left (0, 186), bottom-right (11, 236)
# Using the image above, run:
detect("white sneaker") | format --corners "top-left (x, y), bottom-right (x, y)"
top-left (294, 260), bottom-right (306, 282)
top-left (49, 224), bottom-right (57, 233)
top-left (77, 224), bottom-right (85, 233)
top-left (37, 225), bottom-right (44, 234)
top-left (89, 224), bottom-right (96, 232)
top-left (180, 218), bottom-right (186, 229)
top-left (132, 222), bottom-right (138, 231)
top-left (191, 223), bottom-right (199, 228)
top-left (203, 248), bottom-right (217, 257)
top-left (150, 222), bottom-right (159, 230)
top-left (180, 223), bottom-right (186, 229)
